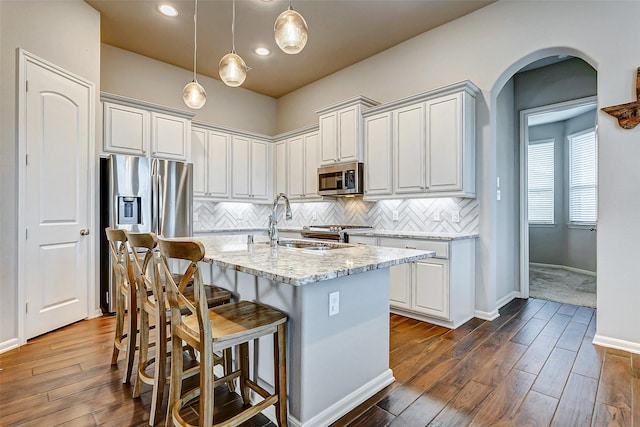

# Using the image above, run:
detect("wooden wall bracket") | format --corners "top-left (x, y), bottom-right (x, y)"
top-left (601, 67), bottom-right (640, 129)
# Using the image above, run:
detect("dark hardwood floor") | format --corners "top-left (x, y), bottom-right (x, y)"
top-left (1, 298), bottom-right (638, 426)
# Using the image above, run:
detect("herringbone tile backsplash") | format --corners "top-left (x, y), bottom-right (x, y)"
top-left (194, 197), bottom-right (478, 234)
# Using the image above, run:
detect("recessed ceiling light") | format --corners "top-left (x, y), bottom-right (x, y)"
top-left (254, 47), bottom-right (271, 56)
top-left (157, 4), bottom-right (178, 17)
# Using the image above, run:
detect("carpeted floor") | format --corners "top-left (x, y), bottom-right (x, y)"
top-left (529, 264), bottom-right (597, 308)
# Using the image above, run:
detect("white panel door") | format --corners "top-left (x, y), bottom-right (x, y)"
top-left (191, 127), bottom-right (207, 196)
top-left (151, 112), bottom-right (189, 160)
top-left (426, 93), bottom-right (462, 192)
top-left (338, 106), bottom-right (358, 162)
top-left (394, 103), bottom-right (425, 194)
top-left (232, 136), bottom-right (251, 198)
top-left (250, 139), bottom-right (270, 200)
top-left (207, 131), bottom-right (231, 198)
top-left (365, 112), bottom-right (393, 196)
top-left (24, 56), bottom-right (91, 339)
top-left (288, 136), bottom-right (305, 198)
top-left (319, 113), bottom-right (337, 165)
top-left (413, 259), bottom-right (449, 320)
top-left (304, 132), bottom-right (319, 197)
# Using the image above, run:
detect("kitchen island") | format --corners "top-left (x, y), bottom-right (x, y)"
top-left (196, 235), bottom-right (434, 427)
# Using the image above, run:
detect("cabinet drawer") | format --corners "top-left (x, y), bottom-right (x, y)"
top-left (348, 235), bottom-right (378, 246)
top-left (379, 238), bottom-right (449, 259)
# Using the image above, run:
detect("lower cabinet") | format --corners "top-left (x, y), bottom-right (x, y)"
top-left (379, 237), bottom-right (475, 329)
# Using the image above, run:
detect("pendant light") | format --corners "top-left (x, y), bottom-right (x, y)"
top-left (219, 0), bottom-right (247, 87)
top-left (183, 0), bottom-right (206, 109)
top-left (274, 0), bottom-right (308, 55)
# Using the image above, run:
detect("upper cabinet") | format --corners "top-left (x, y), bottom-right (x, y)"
top-left (102, 93), bottom-right (193, 161)
top-left (363, 81), bottom-right (479, 200)
top-left (273, 126), bottom-right (322, 202)
top-left (232, 136), bottom-right (272, 202)
top-left (191, 124), bottom-right (231, 200)
top-left (316, 96), bottom-right (378, 166)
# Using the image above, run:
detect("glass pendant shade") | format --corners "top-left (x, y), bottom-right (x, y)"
top-left (183, 80), bottom-right (207, 109)
top-left (219, 52), bottom-right (247, 87)
top-left (274, 8), bottom-right (308, 54)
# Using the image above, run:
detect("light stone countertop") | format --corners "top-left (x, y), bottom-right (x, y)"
top-left (194, 234), bottom-right (435, 286)
top-left (347, 229), bottom-right (479, 241)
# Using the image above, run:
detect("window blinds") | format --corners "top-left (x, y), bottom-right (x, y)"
top-left (528, 140), bottom-right (555, 224)
top-left (569, 130), bottom-right (597, 223)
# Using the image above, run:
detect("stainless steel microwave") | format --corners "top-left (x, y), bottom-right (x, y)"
top-left (317, 162), bottom-right (364, 196)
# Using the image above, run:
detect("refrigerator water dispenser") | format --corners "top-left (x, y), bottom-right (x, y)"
top-left (117, 196), bottom-right (142, 225)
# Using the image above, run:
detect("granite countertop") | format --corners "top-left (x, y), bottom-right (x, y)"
top-left (194, 235), bottom-right (435, 286)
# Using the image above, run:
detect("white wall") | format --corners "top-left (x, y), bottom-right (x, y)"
top-left (101, 44), bottom-right (278, 136)
top-left (276, 1), bottom-right (640, 350)
top-left (0, 0), bottom-right (101, 348)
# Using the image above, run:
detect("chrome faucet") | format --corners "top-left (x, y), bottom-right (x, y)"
top-left (268, 193), bottom-right (292, 247)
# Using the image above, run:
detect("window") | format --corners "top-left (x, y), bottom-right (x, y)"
top-left (569, 129), bottom-right (597, 224)
top-left (528, 140), bottom-right (555, 224)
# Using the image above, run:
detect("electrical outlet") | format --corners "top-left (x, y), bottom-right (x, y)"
top-left (452, 210), bottom-right (460, 223)
top-left (433, 211), bottom-right (441, 221)
top-left (237, 210), bottom-right (243, 220)
top-left (329, 292), bottom-right (339, 316)
top-left (312, 212), bottom-right (317, 221)
top-left (497, 190), bottom-right (501, 201)
top-left (392, 210), bottom-right (399, 221)
top-left (193, 212), bottom-right (199, 221)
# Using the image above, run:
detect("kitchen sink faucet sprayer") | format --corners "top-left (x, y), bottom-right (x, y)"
top-left (268, 193), bottom-right (292, 247)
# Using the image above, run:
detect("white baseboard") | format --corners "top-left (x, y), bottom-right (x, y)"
top-left (592, 334), bottom-right (640, 355)
top-left (256, 369), bottom-right (395, 427)
top-left (475, 309), bottom-right (499, 321)
top-left (530, 262), bottom-right (596, 277)
top-left (0, 338), bottom-right (19, 354)
top-left (496, 291), bottom-right (520, 310)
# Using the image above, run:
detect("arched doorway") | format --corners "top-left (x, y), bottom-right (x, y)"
top-left (491, 51), bottom-right (598, 310)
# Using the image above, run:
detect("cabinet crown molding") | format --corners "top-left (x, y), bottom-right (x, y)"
top-left (273, 124), bottom-right (319, 141)
top-left (101, 92), bottom-right (195, 119)
top-left (191, 121), bottom-right (271, 142)
top-left (363, 80), bottom-right (480, 117)
top-left (315, 95), bottom-right (380, 115)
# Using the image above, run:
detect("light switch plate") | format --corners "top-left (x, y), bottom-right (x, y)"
top-left (392, 210), bottom-right (399, 221)
top-left (193, 212), bottom-right (199, 221)
top-left (329, 292), bottom-right (339, 316)
top-left (433, 211), bottom-right (441, 221)
top-left (452, 210), bottom-right (460, 223)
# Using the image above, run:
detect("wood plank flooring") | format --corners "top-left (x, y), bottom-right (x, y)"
top-left (0, 298), bottom-right (637, 427)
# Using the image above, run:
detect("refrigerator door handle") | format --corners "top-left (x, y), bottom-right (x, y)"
top-left (152, 158), bottom-right (160, 236)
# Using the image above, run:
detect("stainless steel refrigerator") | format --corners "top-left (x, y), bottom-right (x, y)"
top-left (99, 154), bottom-right (192, 313)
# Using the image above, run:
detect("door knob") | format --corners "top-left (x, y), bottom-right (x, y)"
top-left (80, 229), bottom-right (90, 236)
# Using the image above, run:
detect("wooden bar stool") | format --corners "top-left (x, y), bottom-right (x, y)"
top-left (158, 237), bottom-right (288, 427)
top-left (105, 227), bottom-right (137, 384)
top-left (125, 231), bottom-right (234, 426)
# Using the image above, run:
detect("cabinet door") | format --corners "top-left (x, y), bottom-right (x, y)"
top-left (151, 112), bottom-right (189, 160)
top-left (394, 103), bottom-right (425, 194)
top-left (250, 139), bottom-right (270, 200)
top-left (319, 113), bottom-right (337, 165)
top-left (390, 264), bottom-right (412, 310)
top-left (338, 106), bottom-right (359, 162)
top-left (207, 131), bottom-right (230, 198)
top-left (288, 136), bottom-right (305, 198)
top-left (426, 93), bottom-right (462, 192)
top-left (231, 136), bottom-right (251, 198)
top-left (191, 127), bottom-right (207, 196)
top-left (304, 132), bottom-right (319, 197)
top-left (104, 102), bottom-right (149, 155)
top-left (364, 112), bottom-right (393, 196)
top-left (274, 140), bottom-right (288, 196)
top-left (413, 259), bottom-right (449, 320)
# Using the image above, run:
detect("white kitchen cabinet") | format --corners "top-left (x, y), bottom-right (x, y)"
top-left (274, 139), bottom-right (288, 196)
top-left (288, 131), bottom-right (320, 200)
top-left (347, 235), bottom-right (378, 246)
top-left (103, 101), bottom-right (149, 155)
top-left (150, 112), bottom-right (190, 160)
top-left (364, 112), bottom-right (393, 196)
top-left (362, 81), bottom-right (478, 200)
top-left (379, 236), bottom-right (475, 329)
top-left (317, 96), bottom-right (378, 166)
top-left (232, 136), bottom-right (271, 202)
top-left (102, 93), bottom-right (194, 161)
top-left (192, 125), bottom-right (231, 199)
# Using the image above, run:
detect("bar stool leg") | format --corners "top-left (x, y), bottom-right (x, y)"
top-left (122, 293), bottom-right (138, 384)
top-left (239, 342), bottom-right (251, 405)
top-left (275, 323), bottom-right (288, 427)
top-left (132, 303), bottom-right (149, 398)
top-left (111, 287), bottom-right (125, 366)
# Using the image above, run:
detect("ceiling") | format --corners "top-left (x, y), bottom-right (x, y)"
top-left (85, 0), bottom-right (494, 98)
